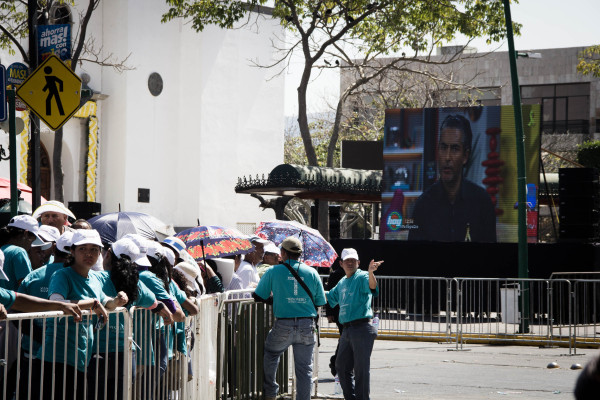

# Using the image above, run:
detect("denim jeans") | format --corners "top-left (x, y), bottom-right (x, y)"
top-left (263, 318), bottom-right (315, 400)
top-left (335, 321), bottom-right (377, 400)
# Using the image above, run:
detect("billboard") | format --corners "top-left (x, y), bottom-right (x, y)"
top-left (37, 24), bottom-right (72, 63)
top-left (380, 105), bottom-right (541, 243)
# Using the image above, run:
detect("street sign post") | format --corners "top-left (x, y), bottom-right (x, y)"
top-left (0, 65), bottom-right (6, 122)
top-left (7, 62), bottom-right (29, 111)
top-left (16, 54), bottom-right (82, 131)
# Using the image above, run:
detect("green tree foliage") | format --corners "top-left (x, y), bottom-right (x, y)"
top-left (577, 140), bottom-right (600, 170)
top-left (163, 0), bottom-right (519, 239)
top-left (163, 0), bottom-right (519, 168)
top-left (577, 45), bottom-right (600, 78)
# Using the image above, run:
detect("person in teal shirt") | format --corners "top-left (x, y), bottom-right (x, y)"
top-left (88, 237), bottom-right (162, 400)
top-left (38, 229), bottom-right (127, 400)
top-left (0, 215), bottom-right (49, 291)
top-left (18, 231), bottom-right (74, 357)
top-left (253, 236), bottom-right (326, 400)
top-left (327, 248), bottom-right (383, 400)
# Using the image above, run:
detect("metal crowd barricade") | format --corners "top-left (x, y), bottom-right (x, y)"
top-left (215, 289), bottom-right (290, 400)
top-left (453, 278), bottom-right (574, 350)
top-left (319, 274), bottom-right (600, 354)
top-left (6, 276), bottom-right (600, 400)
top-left (0, 307), bottom-right (133, 400)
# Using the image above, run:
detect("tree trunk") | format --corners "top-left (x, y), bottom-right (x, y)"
top-left (53, 127), bottom-right (64, 202)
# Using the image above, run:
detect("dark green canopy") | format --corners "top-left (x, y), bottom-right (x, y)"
top-left (235, 164), bottom-right (382, 203)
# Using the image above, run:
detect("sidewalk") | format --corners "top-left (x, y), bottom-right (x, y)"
top-left (314, 337), bottom-right (595, 399)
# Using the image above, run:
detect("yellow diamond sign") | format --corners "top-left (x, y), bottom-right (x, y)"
top-left (17, 54), bottom-right (82, 131)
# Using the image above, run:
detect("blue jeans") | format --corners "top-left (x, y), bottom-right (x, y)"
top-left (263, 318), bottom-right (315, 400)
top-left (335, 321), bottom-right (377, 400)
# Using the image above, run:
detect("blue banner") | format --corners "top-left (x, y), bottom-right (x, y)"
top-left (37, 24), bottom-right (72, 63)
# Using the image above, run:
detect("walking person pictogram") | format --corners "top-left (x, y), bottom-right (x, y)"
top-left (42, 66), bottom-right (64, 116)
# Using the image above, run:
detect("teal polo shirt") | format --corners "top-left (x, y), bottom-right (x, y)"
top-left (168, 280), bottom-right (188, 358)
top-left (0, 287), bottom-right (16, 308)
top-left (18, 262), bottom-right (65, 355)
top-left (327, 269), bottom-right (379, 325)
top-left (94, 271), bottom-right (157, 353)
top-left (0, 245), bottom-right (32, 291)
top-left (40, 267), bottom-right (106, 372)
top-left (255, 259), bottom-right (326, 318)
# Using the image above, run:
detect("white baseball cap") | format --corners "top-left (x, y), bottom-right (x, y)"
top-left (111, 238), bottom-right (140, 261)
top-left (264, 242), bottom-right (280, 256)
top-left (56, 231), bottom-right (74, 253)
top-left (7, 215), bottom-right (46, 247)
top-left (122, 234), bottom-right (152, 267)
top-left (175, 261), bottom-right (200, 279)
top-left (146, 240), bottom-right (165, 260)
top-left (0, 250), bottom-right (7, 281)
top-left (163, 247), bottom-right (176, 266)
top-left (32, 200), bottom-right (76, 220)
top-left (38, 225), bottom-right (60, 243)
top-left (161, 236), bottom-right (186, 258)
top-left (341, 248), bottom-right (359, 261)
top-left (249, 235), bottom-right (270, 245)
top-left (71, 229), bottom-right (104, 247)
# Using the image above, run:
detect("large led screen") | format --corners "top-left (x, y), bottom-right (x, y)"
top-left (380, 106), bottom-right (541, 243)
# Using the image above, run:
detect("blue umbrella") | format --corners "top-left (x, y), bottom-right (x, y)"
top-left (88, 211), bottom-right (166, 245)
top-left (255, 220), bottom-right (337, 268)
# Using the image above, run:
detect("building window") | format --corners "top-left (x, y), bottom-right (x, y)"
top-left (521, 83), bottom-right (590, 134)
top-left (435, 87), bottom-right (501, 107)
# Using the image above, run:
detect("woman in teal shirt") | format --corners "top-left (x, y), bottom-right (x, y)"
top-left (38, 229), bottom-right (127, 400)
top-left (88, 237), bottom-right (163, 400)
top-left (327, 248), bottom-right (383, 400)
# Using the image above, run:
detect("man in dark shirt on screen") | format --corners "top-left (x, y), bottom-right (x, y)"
top-left (408, 114), bottom-right (496, 242)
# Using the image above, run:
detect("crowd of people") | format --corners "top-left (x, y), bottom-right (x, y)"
top-left (0, 201), bottom-right (277, 400)
top-left (0, 199), bottom-right (388, 400)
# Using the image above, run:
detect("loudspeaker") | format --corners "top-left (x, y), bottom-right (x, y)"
top-left (329, 205), bottom-right (341, 240)
top-left (559, 168), bottom-right (600, 241)
top-left (68, 202), bottom-right (101, 221)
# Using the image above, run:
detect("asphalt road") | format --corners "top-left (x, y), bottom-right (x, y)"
top-left (313, 337), bottom-right (595, 399)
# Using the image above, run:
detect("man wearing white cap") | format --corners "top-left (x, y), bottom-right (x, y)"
top-left (256, 242), bottom-right (280, 278)
top-left (30, 225), bottom-right (59, 269)
top-left (327, 248), bottom-right (383, 400)
top-left (32, 200), bottom-right (76, 234)
top-left (254, 236), bottom-right (326, 400)
top-left (236, 235), bottom-right (268, 289)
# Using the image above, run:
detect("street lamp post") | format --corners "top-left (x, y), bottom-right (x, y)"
top-left (502, 0), bottom-right (530, 333)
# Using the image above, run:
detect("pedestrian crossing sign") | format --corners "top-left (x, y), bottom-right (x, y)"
top-left (16, 54), bottom-right (82, 131)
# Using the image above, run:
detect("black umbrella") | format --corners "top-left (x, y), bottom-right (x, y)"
top-left (88, 211), bottom-right (169, 245)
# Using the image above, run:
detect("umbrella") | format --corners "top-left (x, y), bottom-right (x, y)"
top-left (255, 220), bottom-right (338, 268)
top-left (88, 211), bottom-right (170, 245)
top-left (0, 178), bottom-right (46, 204)
top-left (176, 225), bottom-right (254, 261)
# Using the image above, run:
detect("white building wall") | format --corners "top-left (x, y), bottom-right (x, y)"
top-left (90, 0), bottom-right (283, 228)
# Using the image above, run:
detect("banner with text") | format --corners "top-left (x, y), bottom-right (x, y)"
top-left (37, 24), bottom-right (72, 64)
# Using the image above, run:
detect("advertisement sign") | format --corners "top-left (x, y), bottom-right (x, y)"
top-left (37, 24), bottom-right (72, 63)
top-left (7, 62), bottom-right (29, 111)
top-left (380, 105), bottom-right (541, 243)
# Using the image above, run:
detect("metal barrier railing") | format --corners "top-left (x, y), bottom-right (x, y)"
top-left (4, 276), bottom-right (600, 399)
top-left (319, 275), bottom-right (600, 354)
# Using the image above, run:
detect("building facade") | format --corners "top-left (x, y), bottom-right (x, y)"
top-left (1, 0), bottom-right (284, 230)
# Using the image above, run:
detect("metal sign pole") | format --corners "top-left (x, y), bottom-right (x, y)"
top-left (8, 89), bottom-right (18, 216)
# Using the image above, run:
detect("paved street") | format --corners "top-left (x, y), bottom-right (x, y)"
top-left (313, 337), bottom-right (596, 399)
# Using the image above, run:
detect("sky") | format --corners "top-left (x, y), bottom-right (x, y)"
top-left (284, 0), bottom-right (600, 117)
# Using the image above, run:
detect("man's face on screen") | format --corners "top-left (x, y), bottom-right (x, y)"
top-left (438, 128), bottom-right (469, 186)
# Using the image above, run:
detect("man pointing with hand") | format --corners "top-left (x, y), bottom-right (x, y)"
top-left (327, 248), bottom-right (383, 400)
